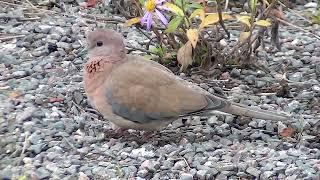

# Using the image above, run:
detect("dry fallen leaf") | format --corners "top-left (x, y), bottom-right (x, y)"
top-left (124, 17), bottom-right (141, 27)
top-left (237, 15), bottom-right (251, 28)
top-left (255, 19), bottom-right (272, 27)
top-left (200, 13), bottom-right (233, 29)
top-left (239, 31), bottom-right (250, 42)
top-left (47, 97), bottom-right (64, 103)
top-left (177, 41), bottom-right (193, 72)
top-left (279, 127), bottom-right (295, 138)
top-left (186, 29), bottom-right (199, 48)
top-left (9, 91), bottom-right (21, 99)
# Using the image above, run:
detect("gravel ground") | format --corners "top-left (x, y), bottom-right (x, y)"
top-left (0, 1), bottom-right (320, 180)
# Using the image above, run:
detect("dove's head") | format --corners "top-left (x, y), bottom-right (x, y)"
top-left (87, 29), bottom-right (126, 58)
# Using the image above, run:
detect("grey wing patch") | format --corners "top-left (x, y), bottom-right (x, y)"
top-left (205, 95), bottom-right (229, 110)
top-left (181, 95), bottom-right (230, 117)
top-left (106, 88), bottom-right (176, 124)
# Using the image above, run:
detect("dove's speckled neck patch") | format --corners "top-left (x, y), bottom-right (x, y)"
top-left (85, 56), bottom-right (122, 74)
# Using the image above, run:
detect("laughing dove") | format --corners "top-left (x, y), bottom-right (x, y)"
top-left (83, 29), bottom-right (290, 131)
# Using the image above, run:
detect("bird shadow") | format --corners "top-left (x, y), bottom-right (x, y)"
top-left (102, 124), bottom-right (216, 147)
top-left (103, 129), bottom-right (184, 146)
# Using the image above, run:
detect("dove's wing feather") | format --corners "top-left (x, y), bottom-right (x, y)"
top-left (104, 57), bottom-right (227, 124)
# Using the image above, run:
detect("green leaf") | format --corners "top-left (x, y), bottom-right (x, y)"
top-left (163, 2), bottom-right (184, 16)
top-left (186, 3), bottom-right (203, 10)
top-left (150, 45), bottom-right (165, 56)
top-left (173, 0), bottom-right (182, 8)
top-left (165, 16), bottom-right (183, 33)
top-left (139, 0), bottom-right (145, 6)
top-left (250, 0), bottom-right (258, 12)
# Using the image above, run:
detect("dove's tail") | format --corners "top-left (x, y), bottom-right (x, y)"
top-left (221, 102), bottom-right (290, 121)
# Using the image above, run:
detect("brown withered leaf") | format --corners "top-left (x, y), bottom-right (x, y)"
top-left (279, 127), bottom-right (295, 138)
top-left (177, 41), bottom-right (193, 72)
top-left (48, 97), bottom-right (64, 103)
top-left (9, 91), bottom-right (21, 99)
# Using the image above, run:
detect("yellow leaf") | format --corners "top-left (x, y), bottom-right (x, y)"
top-left (124, 17), bottom-right (141, 27)
top-left (186, 29), bottom-right (199, 48)
top-left (189, 8), bottom-right (205, 22)
top-left (177, 41), bottom-right (193, 72)
top-left (255, 19), bottom-right (272, 27)
top-left (163, 2), bottom-right (184, 16)
top-left (237, 15), bottom-right (251, 21)
top-left (239, 31), bottom-right (250, 42)
top-left (200, 13), bottom-right (232, 28)
top-left (237, 15), bottom-right (251, 27)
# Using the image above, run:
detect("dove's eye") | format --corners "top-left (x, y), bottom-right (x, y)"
top-left (96, 41), bottom-right (103, 47)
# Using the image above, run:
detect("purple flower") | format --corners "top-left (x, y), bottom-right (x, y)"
top-left (141, 0), bottom-right (168, 30)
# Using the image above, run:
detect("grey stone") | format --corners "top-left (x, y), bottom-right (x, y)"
top-left (297, 91), bottom-right (314, 100)
top-left (28, 143), bottom-right (47, 154)
top-left (244, 75), bottom-right (256, 84)
top-left (255, 80), bottom-right (266, 88)
top-left (246, 167), bottom-right (261, 177)
top-left (122, 166), bottom-right (137, 178)
top-left (172, 160), bottom-right (186, 170)
top-left (261, 171), bottom-right (274, 179)
top-left (137, 169), bottom-right (149, 178)
top-left (196, 170), bottom-right (208, 180)
top-left (73, 91), bottom-right (84, 104)
top-left (0, 54), bottom-right (18, 66)
top-left (291, 59), bottom-right (303, 68)
top-left (230, 68), bottom-right (241, 77)
top-left (217, 164), bottom-right (237, 171)
top-left (12, 70), bottom-right (27, 77)
top-left (36, 167), bottom-right (51, 179)
top-left (287, 148), bottom-right (302, 157)
top-left (57, 42), bottom-right (71, 52)
top-left (140, 160), bottom-right (160, 172)
top-left (180, 173), bottom-right (193, 180)
top-left (161, 160), bottom-right (174, 170)
top-left (0, 168), bottom-right (13, 179)
top-left (289, 72), bottom-right (302, 82)
top-left (215, 173), bottom-right (228, 180)
top-left (219, 138), bottom-right (232, 146)
top-left (52, 121), bottom-right (65, 130)
top-left (207, 116), bottom-right (220, 126)
top-left (46, 152), bottom-right (59, 161)
top-left (29, 131), bottom-right (43, 144)
top-left (16, 107), bottom-right (37, 122)
top-left (285, 165), bottom-right (299, 176)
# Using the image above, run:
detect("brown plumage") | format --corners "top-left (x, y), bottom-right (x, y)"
top-left (83, 29), bottom-right (290, 131)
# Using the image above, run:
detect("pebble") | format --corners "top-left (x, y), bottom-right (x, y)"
top-left (246, 167), bottom-right (261, 177)
top-left (180, 173), bottom-right (193, 180)
top-left (196, 170), bottom-right (208, 180)
top-left (35, 167), bottom-right (51, 179)
top-left (289, 72), bottom-right (303, 82)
